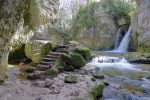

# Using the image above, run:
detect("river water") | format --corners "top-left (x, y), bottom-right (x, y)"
top-left (87, 55), bottom-right (150, 100)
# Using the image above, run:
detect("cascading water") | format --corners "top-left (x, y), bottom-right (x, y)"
top-left (114, 28), bottom-right (122, 49)
top-left (114, 26), bottom-right (132, 52)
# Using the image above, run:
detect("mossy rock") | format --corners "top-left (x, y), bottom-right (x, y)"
top-left (70, 53), bottom-right (86, 69)
top-left (90, 83), bottom-right (105, 100)
top-left (9, 44), bottom-right (27, 63)
top-left (41, 42), bottom-right (53, 56)
top-left (46, 67), bottom-right (59, 76)
top-left (64, 65), bottom-right (75, 71)
top-left (62, 54), bottom-right (72, 63)
top-left (0, 78), bottom-right (5, 85)
top-left (64, 75), bottom-right (78, 83)
top-left (29, 62), bottom-right (38, 67)
top-left (25, 40), bottom-right (54, 63)
top-left (25, 67), bottom-right (36, 73)
top-left (73, 46), bottom-right (93, 61)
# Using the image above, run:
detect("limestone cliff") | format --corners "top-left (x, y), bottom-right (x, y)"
top-left (75, 1), bottom-right (117, 50)
top-left (131, 0), bottom-right (150, 52)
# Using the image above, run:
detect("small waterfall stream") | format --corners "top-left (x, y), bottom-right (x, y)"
top-left (114, 28), bottom-right (122, 49)
top-left (114, 26), bottom-right (132, 52)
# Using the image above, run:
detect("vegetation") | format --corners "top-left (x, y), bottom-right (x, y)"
top-left (71, 3), bottom-right (96, 36)
top-left (102, 0), bottom-right (136, 25)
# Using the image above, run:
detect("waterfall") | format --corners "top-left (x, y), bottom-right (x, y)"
top-left (114, 28), bottom-right (122, 49)
top-left (115, 26), bottom-right (132, 52)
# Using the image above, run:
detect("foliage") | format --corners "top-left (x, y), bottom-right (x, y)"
top-left (71, 3), bottom-right (96, 35)
top-left (102, 0), bottom-right (136, 20)
top-left (48, 26), bottom-right (72, 44)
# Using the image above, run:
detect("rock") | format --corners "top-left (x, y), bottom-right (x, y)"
top-left (0, 78), bottom-right (4, 85)
top-left (64, 65), bottom-right (75, 71)
top-left (73, 46), bottom-right (93, 61)
top-left (45, 67), bottom-right (59, 76)
top-left (90, 83), bottom-right (105, 99)
top-left (131, 0), bottom-right (150, 52)
top-left (9, 44), bottom-right (28, 63)
top-left (123, 52), bottom-right (150, 64)
top-left (45, 79), bottom-right (54, 87)
top-left (25, 67), bottom-right (36, 73)
top-left (92, 74), bottom-right (105, 79)
top-left (102, 81), bottom-right (109, 86)
top-left (25, 40), bottom-right (53, 63)
top-left (27, 71), bottom-right (45, 80)
top-left (64, 75), bottom-right (78, 83)
top-left (70, 53), bottom-right (86, 69)
top-left (74, 0), bottom-right (117, 50)
top-left (91, 77), bottom-right (96, 82)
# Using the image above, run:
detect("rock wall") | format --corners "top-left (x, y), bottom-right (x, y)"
top-left (131, 0), bottom-right (150, 52)
top-left (75, 1), bottom-right (117, 50)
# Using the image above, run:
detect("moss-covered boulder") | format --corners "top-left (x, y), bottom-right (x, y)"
top-left (90, 83), bottom-right (105, 100)
top-left (73, 46), bottom-right (93, 61)
top-left (70, 53), bottom-right (86, 69)
top-left (45, 67), bottom-right (59, 76)
top-left (25, 40), bottom-right (54, 63)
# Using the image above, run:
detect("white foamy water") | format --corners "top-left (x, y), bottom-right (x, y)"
top-left (113, 26), bottom-right (132, 52)
top-left (88, 56), bottom-right (142, 71)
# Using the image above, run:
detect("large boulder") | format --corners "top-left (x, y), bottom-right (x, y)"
top-left (25, 40), bottom-right (54, 63)
top-left (131, 0), bottom-right (150, 52)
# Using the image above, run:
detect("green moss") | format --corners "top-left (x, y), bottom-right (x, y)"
top-left (29, 62), bottom-right (38, 67)
top-left (25, 67), bottom-right (36, 73)
top-left (70, 53), bottom-right (86, 69)
top-left (91, 77), bottom-right (96, 82)
top-left (90, 83), bottom-right (105, 100)
top-left (64, 65), bottom-right (75, 71)
top-left (46, 67), bottom-right (59, 76)
top-left (41, 42), bottom-right (53, 56)
top-left (64, 75), bottom-right (78, 83)
top-left (73, 47), bottom-right (93, 61)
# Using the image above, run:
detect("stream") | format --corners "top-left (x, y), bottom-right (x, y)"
top-left (87, 54), bottom-right (150, 100)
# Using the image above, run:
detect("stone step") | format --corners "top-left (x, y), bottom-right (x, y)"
top-left (37, 64), bottom-right (51, 71)
top-left (42, 58), bottom-right (57, 62)
top-left (39, 61), bottom-right (54, 65)
top-left (46, 54), bottom-right (60, 58)
top-left (55, 45), bottom-right (69, 48)
top-left (55, 49), bottom-right (68, 53)
top-left (27, 71), bottom-right (46, 80)
top-left (50, 52), bottom-right (65, 56)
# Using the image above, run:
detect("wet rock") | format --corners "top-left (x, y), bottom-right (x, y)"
top-left (91, 77), bottom-right (96, 82)
top-left (102, 81), bottom-right (109, 86)
top-left (90, 83), bottom-right (105, 99)
top-left (64, 75), bottom-right (78, 83)
top-left (92, 74), bottom-right (105, 79)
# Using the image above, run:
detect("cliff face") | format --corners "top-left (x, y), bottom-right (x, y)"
top-left (131, 0), bottom-right (150, 52)
top-left (0, 0), bottom-right (59, 75)
top-left (75, 1), bottom-right (117, 50)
